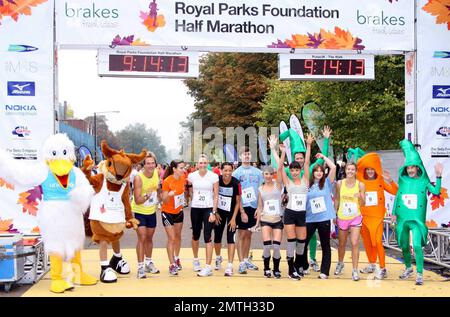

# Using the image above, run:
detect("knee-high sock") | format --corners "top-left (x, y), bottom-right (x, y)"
top-left (295, 239), bottom-right (306, 269)
top-left (309, 233), bottom-right (317, 260)
top-left (272, 241), bottom-right (281, 259)
top-left (263, 240), bottom-right (272, 258)
top-left (287, 238), bottom-right (296, 259)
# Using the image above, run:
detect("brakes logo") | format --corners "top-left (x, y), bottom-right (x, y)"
top-left (7, 81), bottom-right (35, 96)
top-left (433, 85), bottom-right (450, 99)
top-left (12, 126), bottom-right (31, 138)
top-left (436, 127), bottom-right (450, 137)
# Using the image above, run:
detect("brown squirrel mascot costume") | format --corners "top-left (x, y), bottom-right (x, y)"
top-left (82, 140), bottom-right (146, 283)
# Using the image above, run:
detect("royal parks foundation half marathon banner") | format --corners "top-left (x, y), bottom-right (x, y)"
top-left (56, 0), bottom-right (414, 51)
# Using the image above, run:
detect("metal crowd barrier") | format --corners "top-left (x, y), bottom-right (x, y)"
top-left (383, 219), bottom-right (450, 269)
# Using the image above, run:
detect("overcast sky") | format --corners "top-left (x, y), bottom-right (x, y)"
top-left (58, 49), bottom-right (195, 151)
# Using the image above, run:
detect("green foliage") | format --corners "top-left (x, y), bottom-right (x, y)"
top-left (184, 52), bottom-right (278, 129)
top-left (258, 56), bottom-right (405, 151)
top-left (115, 123), bottom-right (167, 163)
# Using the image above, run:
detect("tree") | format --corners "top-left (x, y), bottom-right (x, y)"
top-left (184, 52), bottom-right (278, 129)
top-left (84, 115), bottom-right (120, 149)
top-left (257, 56), bottom-right (405, 152)
top-left (115, 123), bottom-right (167, 163)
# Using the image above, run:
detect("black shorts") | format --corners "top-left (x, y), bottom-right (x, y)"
top-left (134, 212), bottom-right (157, 228)
top-left (260, 220), bottom-right (284, 230)
top-left (237, 206), bottom-right (257, 230)
top-left (161, 211), bottom-right (184, 227)
top-left (283, 208), bottom-right (306, 227)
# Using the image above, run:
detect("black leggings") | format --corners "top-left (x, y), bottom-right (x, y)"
top-left (191, 207), bottom-right (214, 243)
top-left (299, 220), bottom-right (332, 275)
top-left (214, 210), bottom-right (236, 244)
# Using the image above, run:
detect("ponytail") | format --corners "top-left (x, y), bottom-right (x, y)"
top-left (163, 159), bottom-right (184, 180)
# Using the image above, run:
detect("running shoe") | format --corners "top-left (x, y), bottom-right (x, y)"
top-left (273, 270), bottom-right (282, 279)
top-left (309, 259), bottom-right (320, 272)
top-left (399, 267), bottom-right (414, 280)
top-left (318, 273), bottom-right (328, 279)
top-left (334, 262), bottom-right (345, 275)
top-left (109, 255), bottom-right (130, 274)
top-left (100, 267), bottom-right (118, 283)
top-left (193, 259), bottom-right (202, 272)
top-left (360, 263), bottom-right (376, 274)
top-left (197, 266), bottom-right (213, 277)
top-left (288, 271), bottom-right (301, 280)
top-left (176, 258), bottom-right (182, 271)
top-left (238, 262), bottom-right (247, 274)
top-left (136, 267), bottom-right (146, 279)
top-left (245, 259), bottom-right (259, 271)
top-left (297, 267), bottom-right (305, 277)
top-left (169, 264), bottom-right (178, 276)
top-left (374, 268), bottom-right (387, 280)
top-left (224, 266), bottom-right (233, 277)
top-left (145, 261), bottom-right (160, 274)
top-left (352, 269), bottom-right (360, 281)
top-left (263, 270), bottom-right (272, 278)
top-left (215, 255), bottom-right (223, 271)
top-left (415, 273), bottom-right (423, 286)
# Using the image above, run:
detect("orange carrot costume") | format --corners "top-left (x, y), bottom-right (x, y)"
top-left (356, 153), bottom-right (398, 268)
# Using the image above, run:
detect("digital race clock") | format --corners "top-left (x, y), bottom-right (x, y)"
top-left (279, 54), bottom-right (375, 81)
top-left (98, 48), bottom-right (199, 78)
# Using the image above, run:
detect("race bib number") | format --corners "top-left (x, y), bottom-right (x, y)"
top-left (291, 194), bottom-right (306, 211)
top-left (311, 196), bottom-right (326, 214)
top-left (264, 199), bottom-right (281, 216)
top-left (365, 191), bottom-right (378, 207)
top-left (342, 202), bottom-right (358, 217)
top-left (218, 195), bottom-right (232, 212)
top-left (193, 190), bottom-right (213, 208)
top-left (105, 192), bottom-right (123, 212)
top-left (402, 194), bottom-right (418, 210)
top-left (143, 191), bottom-right (158, 207)
top-left (174, 193), bottom-right (185, 209)
top-left (242, 187), bottom-right (256, 204)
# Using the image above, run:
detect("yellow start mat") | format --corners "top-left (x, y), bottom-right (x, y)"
top-left (23, 248), bottom-right (449, 297)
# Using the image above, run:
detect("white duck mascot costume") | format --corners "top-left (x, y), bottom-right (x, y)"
top-left (0, 133), bottom-right (97, 293)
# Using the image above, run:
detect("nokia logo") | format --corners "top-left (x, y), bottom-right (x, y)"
top-left (4, 105), bottom-right (37, 116)
top-left (431, 106), bottom-right (450, 114)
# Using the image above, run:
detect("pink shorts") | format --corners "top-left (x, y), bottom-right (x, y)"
top-left (337, 215), bottom-right (363, 231)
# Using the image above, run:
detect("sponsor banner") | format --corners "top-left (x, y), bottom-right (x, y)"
top-left (404, 51), bottom-right (415, 141)
top-left (416, 0), bottom-right (450, 228)
top-left (56, 0), bottom-right (414, 51)
top-left (0, 0), bottom-right (54, 233)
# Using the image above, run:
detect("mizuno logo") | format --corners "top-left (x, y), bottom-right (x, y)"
top-left (433, 85), bottom-right (450, 99)
top-left (11, 83), bottom-right (30, 91)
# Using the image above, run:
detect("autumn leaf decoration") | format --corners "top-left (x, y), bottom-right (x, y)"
top-left (0, 177), bottom-right (14, 190)
top-left (0, 0), bottom-right (48, 25)
top-left (140, 10), bottom-right (166, 32)
top-left (429, 186), bottom-right (449, 211)
top-left (17, 185), bottom-right (42, 216)
top-left (269, 27), bottom-right (365, 50)
top-left (422, 0), bottom-right (450, 30)
top-left (0, 218), bottom-right (19, 233)
top-left (111, 35), bottom-right (149, 47)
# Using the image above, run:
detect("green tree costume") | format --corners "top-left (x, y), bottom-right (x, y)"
top-left (393, 140), bottom-right (441, 274)
top-left (278, 129), bottom-right (330, 262)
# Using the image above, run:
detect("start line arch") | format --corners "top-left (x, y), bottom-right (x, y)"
top-left (0, 0), bottom-right (449, 267)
